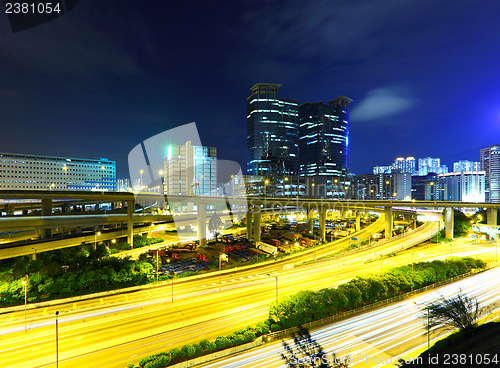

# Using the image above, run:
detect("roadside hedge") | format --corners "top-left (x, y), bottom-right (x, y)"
top-left (268, 257), bottom-right (486, 329)
top-left (133, 320), bottom-right (269, 367)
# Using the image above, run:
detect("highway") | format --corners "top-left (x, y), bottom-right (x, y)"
top-left (199, 266), bottom-right (500, 368)
top-left (3, 214), bottom-right (498, 367)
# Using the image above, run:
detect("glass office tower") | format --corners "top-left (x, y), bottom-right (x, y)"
top-left (480, 144), bottom-right (500, 202)
top-left (298, 97), bottom-right (351, 177)
top-left (247, 83), bottom-right (299, 177)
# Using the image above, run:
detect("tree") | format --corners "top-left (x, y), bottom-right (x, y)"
top-left (281, 326), bottom-right (348, 368)
top-left (426, 291), bottom-right (484, 333)
top-left (208, 212), bottom-right (224, 232)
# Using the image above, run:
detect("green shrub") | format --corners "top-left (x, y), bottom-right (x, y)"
top-left (232, 334), bottom-right (246, 346)
top-left (169, 347), bottom-right (181, 362)
top-left (215, 336), bottom-right (231, 350)
top-left (127, 364), bottom-right (135, 368)
top-left (255, 321), bottom-right (270, 336)
top-left (270, 323), bottom-right (281, 332)
top-left (193, 343), bottom-right (204, 356)
top-left (199, 339), bottom-right (210, 351)
top-left (243, 330), bottom-right (256, 342)
top-left (206, 341), bottom-right (217, 352)
top-left (181, 344), bottom-right (196, 358)
top-left (139, 355), bottom-right (156, 367)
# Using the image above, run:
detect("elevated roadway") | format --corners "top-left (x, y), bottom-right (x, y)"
top-left (0, 213), bottom-right (472, 368)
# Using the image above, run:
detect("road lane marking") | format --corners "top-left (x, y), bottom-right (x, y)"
top-left (147, 291), bottom-right (152, 296)
top-left (75, 337), bottom-right (82, 341)
top-left (32, 348), bottom-right (40, 351)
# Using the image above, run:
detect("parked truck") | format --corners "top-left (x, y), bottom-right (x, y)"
top-left (255, 242), bottom-right (278, 255)
top-left (282, 232), bottom-right (302, 242)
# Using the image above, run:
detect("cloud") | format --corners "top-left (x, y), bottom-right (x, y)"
top-left (1, 90), bottom-right (20, 96)
top-left (350, 87), bottom-right (417, 122)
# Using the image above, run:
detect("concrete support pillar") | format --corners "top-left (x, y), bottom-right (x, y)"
top-left (487, 208), bottom-right (498, 226)
top-left (246, 207), bottom-right (253, 241)
top-left (41, 199), bottom-right (52, 238)
top-left (31, 249), bottom-right (37, 261)
top-left (253, 205), bottom-right (261, 243)
top-left (197, 202), bottom-right (207, 248)
top-left (127, 200), bottom-right (134, 247)
top-left (95, 203), bottom-right (100, 211)
top-left (307, 208), bottom-right (314, 234)
top-left (111, 202), bottom-right (116, 210)
top-left (445, 207), bottom-right (454, 240)
top-left (319, 208), bottom-right (327, 242)
top-left (355, 211), bottom-right (361, 232)
top-left (384, 206), bottom-right (393, 238)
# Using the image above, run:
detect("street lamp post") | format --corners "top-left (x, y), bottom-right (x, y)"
top-left (155, 249), bottom-right (159, 283)
top-left (22, 280), bottom-right (27, 333)
top-left (94, 231), bottom-right (101, 249)
top-left (411, 253), bottom-right (414, 291)
top-left (63, 166), bottom-right (68, 190)
top-left (264, 179), bottom-right (269, 197)
top-left (266, 273), bottom-right (278, 301)
top-left (426, 306), bottom-right (430, 348)
top-left (139, 169), bottom-right (144, 190)
top-left (55, 310), bottom-right (59, 368)
top-left (413, 302), bottom-right (430, 348)
top-left (158, 170), bottom-right (164, 193)
top-left (101, 166), bottom-right (105, 192)
top-left (219, 253), bottom-right (227, 292)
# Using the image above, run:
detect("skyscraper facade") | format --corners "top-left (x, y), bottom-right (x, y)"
top-left (453, 160), bottom-right (480, 172)
top-left (298, 97), bottom-right (351, 177)
top-left (163, 141), bottom-right (217, 196)
top-left (438, 171), bottom-right (485, 202)
top-left (0, 152), bottom-right (116, 191)
top-left (480, 144), bottom-right (500, 202)
top-left (418, 157), bottom-right (440, 176)
top-left (247, 83), bottom-right (299, 177)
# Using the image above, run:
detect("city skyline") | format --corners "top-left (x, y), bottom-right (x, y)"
top-left (2, 1), bottom-right (500, 178)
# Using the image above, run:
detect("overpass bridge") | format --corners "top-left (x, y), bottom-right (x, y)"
top-left (0, 190), bottom-right (498, 259)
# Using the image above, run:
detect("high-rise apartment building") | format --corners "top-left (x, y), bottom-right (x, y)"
top-left (352, 172), bottom-right (411, 200)
top-left (418, 157), bottom-right (441, 176)
top-left (298, 97), bottom-right (351, 177)
top-left (0, 152), bottom-right (116, 191)
top-left (453, 160), bottom-right (480, 172)
top-left (117, 178), bottom-right (130, 192)
top-left (247, 83), bottom-right (299, 177)
top-left (163, 141), bottom-right (217, 196)
top-left (480, 145), bottom-right (500, 203)
top-left (373, 157), bottom-right (416, 175)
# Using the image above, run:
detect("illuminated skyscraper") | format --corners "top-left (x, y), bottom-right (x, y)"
top-left (0, 152), bottom-right (116, 191)
top-left (247, 83), bottom-right (299, 177)
top-left (298, 97), bottom-right (351, 177)
top-left (480, 144), bottom-right (500, 202)
top-left (163, 141), bottom-right (217, 195)
top-left (418, 157), bottom-right (440, 175)
top-left (453, 160), bottom-right (480, 172)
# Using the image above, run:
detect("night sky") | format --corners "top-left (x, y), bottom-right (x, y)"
top-left (1, 0), bottom-right (500, 179)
